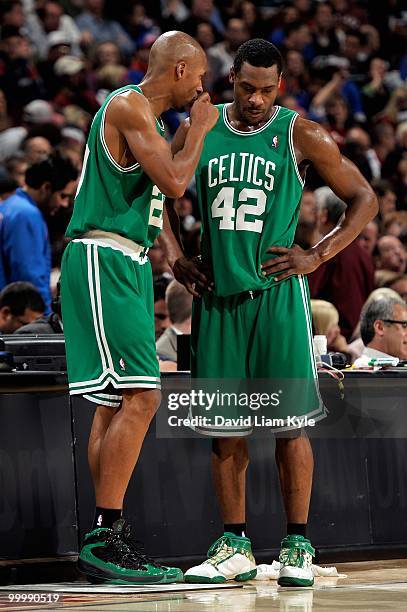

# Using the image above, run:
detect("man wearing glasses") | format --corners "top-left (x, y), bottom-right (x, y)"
top-left (360, 294), bottom-right (407, 360)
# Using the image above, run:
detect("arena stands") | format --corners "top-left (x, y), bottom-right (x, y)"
top-left (0, 0), bottom-right (405, 352)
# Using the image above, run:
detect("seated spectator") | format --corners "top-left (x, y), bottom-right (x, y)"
top-left (37, 32), bottom-right (74, 99)
top-left (0, 154), bottom-right (78, 311)
top-left (207, 18), bottom-right (249, 94)
top-left (75, 0), bottom-right (135, 57)
top-left (280, 21), bottom-right (313, 63)
top-left (53, 55), bottom-right (99, 114)
top-left (294, 187), bottom-right (321, 249)
top-left (268, 4), bottom-right (300, 48)
top-left (381, 211), bottom-right (407, 238)
top-left (21, 135), bottom-right (53, 163)
top-left (193, 21), bottom-right (216, 53)
top-left (357, 221), bottom-right (379, 256)
top-left (15, 282), bottom-right (62, 333)
top-left (123, 2), bottom-right (161, 49)
top-left (375, 235), bottom-right (406, 274)
top-left (311, 299), bottom-right (356, 361)
top-left (281, 49), bottom-right (310, 110)
top-left (377, 88), bottom-right (407, 128)
top-left (323, 95), bottom-right (353, 149)
top-left (311, 1), bottom-right (340, 57)
top-left (0, 281), bottom-right (45, 334)
top-left (91, 40), bottom-right (122, 69)
top-left (381, 273), bottom-right (407, 303)
top-left (372, 178), bottom-right (397, 219)
top-left (0, 1), bottom-right (25, 31)
top-left (309, 67), bottom-right (363, 136)
top-left (175, 191), bottom-right (197, 237)
top-left (0, 99), bottom-right (56, 163)
top-left (308, 192), bottom-right (375, 340)
top-left (154, 277), bottom-right (171, 341)
top-left (181, 0), bottom-right (225, 38)
top-left (4, 153), bottom-right (28, 187)
top-left (151, 0), bottom-right (189, 32)
top-left (343, 126), bottom-right (375, 181)
top-left (25, 0), bottom-right (82, 60)
top-left (371, 123), bottom-right (397, 175)
top-left (0, 26), bottom-right (43, 124)
top-left (340, 29), bottom-right (368, 83)
top-left (362, 57), bottom-right (391, 120)
top-left (359, 294), bottom-right (407, 360)
top-left (149, 242), bottom-right (172, 283)
top-left (348, 287), bottom-right (401, 357)
top-left (157, 280), bottom-right (192, 369)
top-left (236, 1), bottom-right (265, 39)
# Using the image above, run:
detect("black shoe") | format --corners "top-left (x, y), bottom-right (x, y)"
top-left (78, 519), bottom-right (183, 584)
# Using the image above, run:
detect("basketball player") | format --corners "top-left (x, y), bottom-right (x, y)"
top-left (60, 31), bottom-right (218, 584)
top-left (162, 39), bottom-right (378, 587)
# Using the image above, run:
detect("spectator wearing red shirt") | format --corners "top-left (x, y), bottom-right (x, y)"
top-left (308, 192), bottom-right (375, 340)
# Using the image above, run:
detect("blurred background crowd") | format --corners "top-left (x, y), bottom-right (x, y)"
top-left (0, 0), bottom-right (406, 366)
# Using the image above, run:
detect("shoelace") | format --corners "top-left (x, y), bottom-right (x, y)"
top-left (280, 545), bottom-right (306, 569)
top-left (206, 535), bottom-right (234, 565)
top-left (108, 524), bottom-right (164, 570)
top-left (104, 532), bottom-right (148, 570)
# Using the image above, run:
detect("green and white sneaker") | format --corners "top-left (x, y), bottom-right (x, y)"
top-left (277, 534), bottom-right (315, 587)
top-left (78, 519), bottom-right (183, 584)
top-left (184, 532), bottom-right (257, 583)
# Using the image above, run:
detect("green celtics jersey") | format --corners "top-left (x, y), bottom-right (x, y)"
top-left (66, 85), bottom-right (165, 247)
top-left (196, 104), bottom-right (304, 296)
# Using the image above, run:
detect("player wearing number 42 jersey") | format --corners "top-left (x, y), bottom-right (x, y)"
top-left (161, 39), bottom-right (378, 587)
top-left (60, 31), bottom-right (218, 585)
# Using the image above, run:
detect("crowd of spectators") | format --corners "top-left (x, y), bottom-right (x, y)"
top-left (0, 0), bottom-right (406, 364)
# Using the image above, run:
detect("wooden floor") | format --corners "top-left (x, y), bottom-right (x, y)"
top-left (2, 559), bottom-right (407, 611)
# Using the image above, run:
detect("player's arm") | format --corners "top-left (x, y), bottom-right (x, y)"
top-left (159, 118), bottom-right (190, 269)
top-left (108, 93), bottom-right (218, 198)
top-left (262, 118), bottom-right (378, 281)
top-left (159, 198), bottom-right (210, 296)
top-left (157, 118), bottom-right (213, 296)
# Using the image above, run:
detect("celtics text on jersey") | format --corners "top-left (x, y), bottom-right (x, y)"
top-left (196, 104), bottom-right (304, 297)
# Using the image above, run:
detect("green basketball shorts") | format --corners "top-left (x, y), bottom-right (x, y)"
top-left (61, 239), bottom-right (160, 408)
top-left (190, 275), bottom-right (326, 435)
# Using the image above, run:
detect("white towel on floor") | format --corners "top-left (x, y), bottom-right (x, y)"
top-left (255, 561), bottom-right (347, 580)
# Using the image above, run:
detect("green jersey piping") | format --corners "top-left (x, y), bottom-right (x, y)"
top-left (222, 104), bottom-right (280, 136)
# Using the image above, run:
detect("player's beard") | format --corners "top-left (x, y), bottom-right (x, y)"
top-left (236, 99), bottom-right (272, 126)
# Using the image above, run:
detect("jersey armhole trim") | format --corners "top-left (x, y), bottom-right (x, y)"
top-left (288, 113), bottom-right (305, 188)
top-left (100, 88), bottom-right (141, 173)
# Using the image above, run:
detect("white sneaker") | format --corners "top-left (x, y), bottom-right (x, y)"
top-left (279, 589), bottom-right (314, 611)
top-left (277, 535), bottom-right (315, 587)
top-left (184, 532), bottom-right (257, 583)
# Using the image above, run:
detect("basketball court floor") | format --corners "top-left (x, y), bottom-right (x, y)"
top-left (1, 559), bottom-right (407, 611)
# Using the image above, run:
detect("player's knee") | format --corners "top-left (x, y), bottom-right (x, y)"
top-left (122, 389), bottom-right (161, 421)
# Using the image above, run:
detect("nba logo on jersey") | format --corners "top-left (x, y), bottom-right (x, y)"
top-left (119, 358), bottom-right (126, 371)
top-left (272, 135), bottom-right (279, 148)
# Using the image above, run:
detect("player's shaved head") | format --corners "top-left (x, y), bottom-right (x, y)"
top-left (148, 30), bottom-right (205, 73)
top-left (143, 30), bottom-right (207, 110)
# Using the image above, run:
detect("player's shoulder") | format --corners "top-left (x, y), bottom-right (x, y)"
top-left (293, 116), bottom-right (338, 157)
top-left (293, 116), bottom-right (329, 139)
top-left (106, 86), bottom-right (153, 127)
